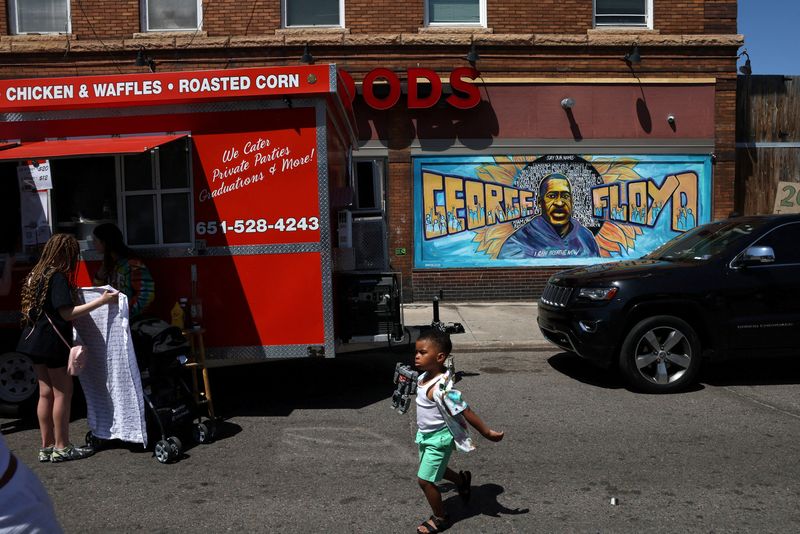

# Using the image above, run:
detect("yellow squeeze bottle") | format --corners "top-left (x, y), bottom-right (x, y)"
top-left (170, 301), bottom-right (185, 329)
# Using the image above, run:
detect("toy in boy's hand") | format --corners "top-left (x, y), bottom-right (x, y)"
top-left (392, 363), bottom-right (419, 414)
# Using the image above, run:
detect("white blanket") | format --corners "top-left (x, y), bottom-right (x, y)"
top-left (73, 287), bottom-right (148, 447)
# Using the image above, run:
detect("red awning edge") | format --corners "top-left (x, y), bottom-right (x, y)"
top-left (0, 134), bottom-right (187, 161)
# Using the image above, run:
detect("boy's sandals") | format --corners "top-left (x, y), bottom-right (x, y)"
top-left (417, 515), bottom-right (450, 533)
top-left (457, 470), bottom-right (472, 503)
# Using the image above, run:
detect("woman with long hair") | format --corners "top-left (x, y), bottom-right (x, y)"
top-left (17, 234), bottom-right (118, 463)
top-left (91, 223), bottom-right (154, 319)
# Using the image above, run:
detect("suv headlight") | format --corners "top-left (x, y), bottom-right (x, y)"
top-left (577, 287), bottom-right (618, 301)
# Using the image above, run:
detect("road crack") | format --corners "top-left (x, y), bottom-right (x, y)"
top-left (721, 386), bottom-right (800, 420)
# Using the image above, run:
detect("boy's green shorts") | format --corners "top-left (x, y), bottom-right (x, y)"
top-left (416, 427), bottom-right (455, 483)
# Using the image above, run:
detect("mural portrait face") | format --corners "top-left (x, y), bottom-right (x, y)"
top-left (540, 176), bottom-right (573, 233)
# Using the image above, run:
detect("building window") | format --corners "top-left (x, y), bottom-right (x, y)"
top-left (594, 0), bottom-right (652, 28)
top-left (8, 0), bottom-right (70, 34)
top-left (119, 138), bottom-right (193, 246)
top-left (425, 0), bottom-right (485, 26)
top-left (283, 0), bottom-right (343, 27)
top-left (142, 0), bottom-right (202, 31)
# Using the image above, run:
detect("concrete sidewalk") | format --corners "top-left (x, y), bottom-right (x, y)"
top-left (402, 301), bottom-right (554, 352)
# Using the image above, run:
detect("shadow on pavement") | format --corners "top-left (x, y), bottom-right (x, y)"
top-left (441, 482), bottom-right (529, 527)
top-left (0, 414), bottom-right (37, 435)
top-left (211, 345), bottom-right (413, 418)
top-left (550, 351), bottom-right (800, 392)
top-left (700, 356), bottom-right (800, 387)
top-left (85, 415), bottom-right (243, 464)
top-left (547, 352), bottom-right (626, 390)
top-left (547, 352), bottom-right (706, 394)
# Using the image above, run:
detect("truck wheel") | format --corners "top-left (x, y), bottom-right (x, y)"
top-left (0, 352), bottom-right (38, 409)
top-left (619, 315), bottom-right (701, 393)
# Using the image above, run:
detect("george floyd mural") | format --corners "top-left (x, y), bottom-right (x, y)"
top-left (414, 154), bottom-right (712, 268)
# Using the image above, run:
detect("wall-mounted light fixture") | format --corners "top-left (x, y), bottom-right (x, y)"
top-left (667, 114), bottom-right (676, 125)
top-left (135, 46), bottom-right (156, 72)
top-left (301, 44), bottom-right (314, 64)
top-left (560, 97), bottom-right (575, 109)
top-left (624, 44), bottom-right (641, 65)
top-left (465, 42), bottom-right (480, 66)
top-left (738, 49), bottom-right (752, 75)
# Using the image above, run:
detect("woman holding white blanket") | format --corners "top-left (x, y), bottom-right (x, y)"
top-left (17, 234), bottom-right (118, 463)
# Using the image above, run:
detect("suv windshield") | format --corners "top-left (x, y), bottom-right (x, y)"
top-left (646, 220), bottom-right (765, 261)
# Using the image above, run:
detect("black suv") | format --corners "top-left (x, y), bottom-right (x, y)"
top-left (537, 215), bottom-right (800, 393)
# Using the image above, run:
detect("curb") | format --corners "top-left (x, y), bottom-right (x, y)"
top-left (452, 341), bottom-right (557, 353)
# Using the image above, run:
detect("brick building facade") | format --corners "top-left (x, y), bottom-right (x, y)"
top-left (0, 0), bottom-right (741, 302)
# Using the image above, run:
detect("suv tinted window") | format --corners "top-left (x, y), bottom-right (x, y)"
top-left (752, 223), bottom-right (800, 265)
top-left (647, 220), bottom-right (765, 262)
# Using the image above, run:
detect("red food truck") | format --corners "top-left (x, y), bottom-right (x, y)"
top-left (0, 64), bottom-right (406, 410)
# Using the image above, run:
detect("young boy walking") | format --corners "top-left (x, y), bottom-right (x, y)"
top-left (413, 329), bottom-right (504, 534)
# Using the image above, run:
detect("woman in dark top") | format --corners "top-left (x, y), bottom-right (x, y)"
top-left (17, 234), bottom-right (118, 463)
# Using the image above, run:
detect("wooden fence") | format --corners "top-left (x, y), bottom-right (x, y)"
top-left (736, 75), bottom-right (800, 215)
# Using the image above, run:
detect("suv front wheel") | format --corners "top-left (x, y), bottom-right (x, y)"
top-left (619, 315), bottom-right (701, 393)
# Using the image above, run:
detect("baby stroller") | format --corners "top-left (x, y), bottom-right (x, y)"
top-left (86, 317), bottom-right (216, 463)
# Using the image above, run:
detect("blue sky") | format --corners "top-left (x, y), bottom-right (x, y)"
top-left (738, 0), bottom-right (800, 74)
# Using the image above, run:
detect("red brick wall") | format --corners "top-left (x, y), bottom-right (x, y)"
top-left (70, 0), bottom-right (139, 39)
top-left (487, 0), bottom-right (591, 34)
top-left (702, 0), bottom-right (738, 34)
top-left (346, 0), bottom-right (422, 33)
top-left (203, 0), bottom-right (280, 36)
top-left (0, 0), bottom-right (737, 37)
top-left (387, 147), bottom-right (414, 292)
top-left (413, 267), bottom-right (563, 301)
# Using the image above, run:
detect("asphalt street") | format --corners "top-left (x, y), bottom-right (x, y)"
top-left (3, 346), bottom-right (800, 533)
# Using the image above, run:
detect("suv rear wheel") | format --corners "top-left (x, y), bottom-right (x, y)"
top-left (619, 315), bottom-right (700, 393)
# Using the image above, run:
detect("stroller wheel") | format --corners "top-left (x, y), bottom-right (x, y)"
top-left (167, 436), bottom-right (182, 460)
top-left (193, 421), bottom-right (214, 444)
top-left (85, 431), bottom-right (103, 450)
top-left (154, 440), bottom-right (172, 464)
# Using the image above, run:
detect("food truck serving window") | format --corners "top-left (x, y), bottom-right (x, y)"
top-left (0, 134), bottom-right (192, 252)
top-left (120, 138), bottom-right (192, 246)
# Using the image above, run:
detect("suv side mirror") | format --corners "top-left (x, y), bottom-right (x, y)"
top-left (740, 246), bottom-right (775, 266)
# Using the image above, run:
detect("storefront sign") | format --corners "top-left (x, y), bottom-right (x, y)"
top-left (0, 65), bottom-right (332, 112)
top-left (772, 181), bottom-right (800, 214)
top-left (0, 64), bottom-right (480, 114)
top-left (338, 67), bottom-right (481, 110)
top-left (191, 107), bottom-right (320, 247)
top-left (414, 154), bottom-right (712, 268)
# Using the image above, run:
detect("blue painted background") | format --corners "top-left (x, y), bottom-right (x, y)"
top-left (414, 154), bottom-right (713, 268)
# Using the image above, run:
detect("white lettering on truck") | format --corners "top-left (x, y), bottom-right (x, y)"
top-left (255, 74), bottom-right (299, 90)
